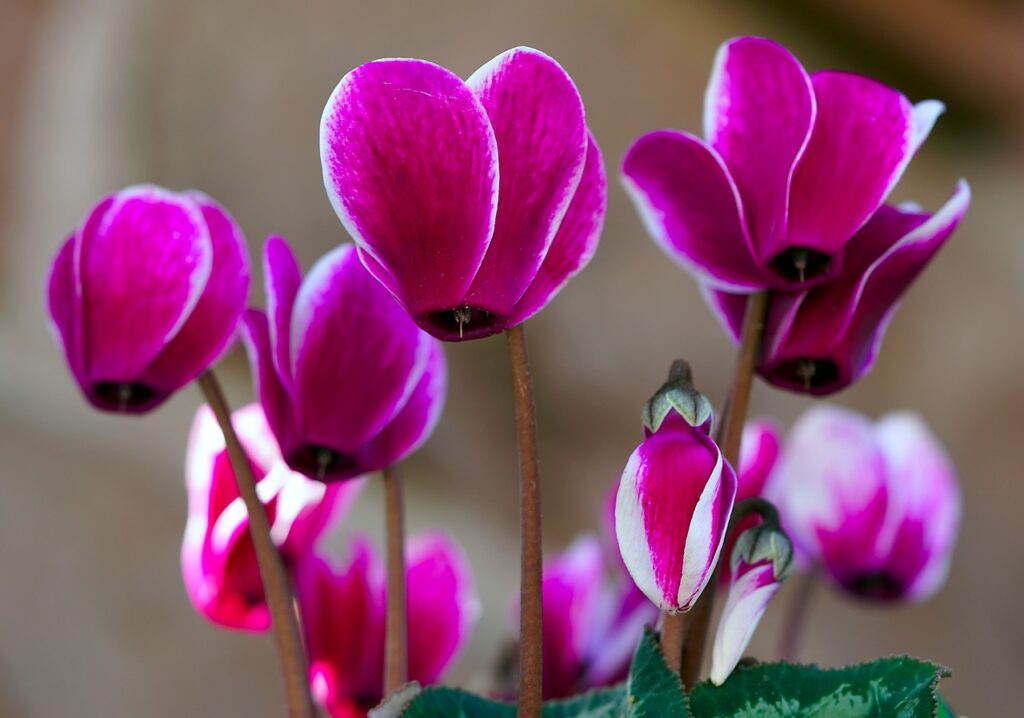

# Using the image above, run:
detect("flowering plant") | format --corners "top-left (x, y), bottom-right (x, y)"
top-left (44, 34), bottom-right (967, 718)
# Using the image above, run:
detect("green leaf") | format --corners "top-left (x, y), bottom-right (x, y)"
top-left (688, 657), bottom-right (949, 718)
top-left (625, 628), bottom-right (690, 717)
top-left (936, 693), bottom-right (957, 717)
top-left (542, 686), bottom-right (626, 717)
top-left (385, 686), bottom-right (514, 718)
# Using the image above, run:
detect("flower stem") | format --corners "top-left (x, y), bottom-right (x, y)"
top-left (383, 464), bottom-right (408, 695)
top-left (780, 566), bottom-right (817, 662)
top-left (680, 291), bottom-right (770, 686)
top-left (660, 611), bottom-right (687, 675)
top-left (196, 371), bottom-right (314, 718)
top-left (506, 324), bottom-right (543, 718)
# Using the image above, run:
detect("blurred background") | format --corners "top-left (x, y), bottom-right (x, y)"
top-left (1, 0), bottom-right (1021, 715)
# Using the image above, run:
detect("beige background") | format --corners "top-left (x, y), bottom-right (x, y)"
top-left (1, 0), bottom-right (1022, 715)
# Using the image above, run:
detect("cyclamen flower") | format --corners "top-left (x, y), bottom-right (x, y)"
top-left (615, 420), bottom-right (737, 613)
top-left (47, 185), bottom-right (249, 413)
top-left (711, 521), bottom-right (793, 685)
top-left (705, 182), bottom-right (971, 394)
top-left (242, 238), bottom-right (446, 482)
top-left (296, 534), bottom-right (477, 718)
top-left (182, 403), bottom-right (361, 630)
top-left (320, 46), bottom-right (606, 341)
top-left (623, 36), bottom-right (944, 292)
top-left (773, 405), bottom-right (960, 602)
top-left (517, 536), bottom-right (657, 700)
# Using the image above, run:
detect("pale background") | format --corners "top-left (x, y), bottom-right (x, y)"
top-left (1, 0), bottom-right (1021, 715)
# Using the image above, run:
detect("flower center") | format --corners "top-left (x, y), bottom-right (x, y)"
top-left (418, 305), bottom-right (506, 342)
top-left (848, 571), bottom-right (903, 600)
top-left (770, 247), bottom-right (831, 284)
top-left (93, 382), bottom-right (158, 411)
top-left (776, 359), bottom-right (839, 392)
top-left (288, 445), bottom-right (357, 482)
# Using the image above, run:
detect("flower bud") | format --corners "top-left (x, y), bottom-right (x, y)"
top-left (615, 420), bottom-right (737, 613)
top-left (641, 360), bottom-right (714, 435)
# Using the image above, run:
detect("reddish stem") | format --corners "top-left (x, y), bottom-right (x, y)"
top-left (383, 464), bottom-right (408, 695)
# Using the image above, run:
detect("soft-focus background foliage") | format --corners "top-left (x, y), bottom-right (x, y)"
top-left (1, 0), bottom-right (1021, 715)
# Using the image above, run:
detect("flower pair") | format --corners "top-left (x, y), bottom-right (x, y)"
top-left (624, 37), bottom-right (970, 394)
top-left (182, 403), bottom-right (477, 717)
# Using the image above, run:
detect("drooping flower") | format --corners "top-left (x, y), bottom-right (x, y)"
top-left (241, 237), bottom-right (446, 483)
top-left (622, 36), bottom-right (944, 293)
top-left (773, 405), bottom-right (960, 602)
top-left (182, 403), bottom-right (362, 630)
top-left (296, 533), bottom-right (478, 718)
top-left (711, 519), bottom-right (793, 685)
top-left (503, 535), bottom-right (657, 700)
top-left (320, 46), bottom-right (606, 341)
top-left (47, 185), bottom-right (249, 413)
top-left (705, 182), bottom-right (970, 395)
top-left (615, 419), bottom-right (737, 613)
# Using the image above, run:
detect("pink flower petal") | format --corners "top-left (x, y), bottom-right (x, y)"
top-left (289, 245), bottom-right (431, 477)
top-left (786, 72), bottom-right (916, 260)
top-left (407, 532), bottom-right (478, 684)
top-left (622, 130), bottom-right (764, 291)
top-left (463, 47), bottom-right (588, 317)
top-left (710, 561), bottom-right (780, 685)
top-left (140, 193), bottom-right (249, 391)
top-left (77, 186), bottom-right (213, 385)
top-left (704, 37), bottom-right (815, 266)
top-left (320, 58), bottom-right (499, 319)
top-left (510, 131), bottom-right (607, 324)
top-left (47, 236), bottom-right (85, 386)
top-left (264, 235), bottom-right (303, 392)
top-left (737, 418), bottom-right (782, 502)
top-left (239, 310), bottom-right (302, 458)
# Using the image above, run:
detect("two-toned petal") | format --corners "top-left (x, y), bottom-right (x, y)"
top-left (320, 58), bottom-right (499, 320)
top-left (615, 424), bottom-right (737, 612)
top-left (623, 131), bottom-right (764, 291)
top-left (710, 561), bottom-right (781, 685)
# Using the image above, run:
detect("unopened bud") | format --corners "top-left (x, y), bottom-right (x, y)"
top-left (732, 521), bottom-right (794, 582)
top-left (642, 359), bottom-right (713, 435)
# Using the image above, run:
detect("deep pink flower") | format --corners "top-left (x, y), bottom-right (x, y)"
top-left (615, 421), bottom-right (737, 613)
top-left (296, 533), bottom-right (478, 718)
top-left (47, 185), bottom-right (249, 413)
top-left (182, 403), bottom-right (362, 631)
top-left (241, 238), bottom-right (446, 482)
top-left (773, 405), bottom-right (960, 602)
top-left (623, 36), bottom-right (944, 292)
top-left (320, 47), bottom-right (606, 341)
top-left (705, 182), bottom-right (970, 394)
top-left (517, 536), bottom-right (658, 700)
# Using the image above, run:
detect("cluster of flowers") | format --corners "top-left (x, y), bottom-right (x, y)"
top-left (45, 33), bottom-right (967, 713)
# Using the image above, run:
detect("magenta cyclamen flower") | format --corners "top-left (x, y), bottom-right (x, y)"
top-left (320, 47), bottom-right (606, 341)
top-left (296, 534), bottom-right (477, 718)
top-left (47, 185), bottom-right (249, 413)
top-left (623, 36), bottom-right (945, 292)
top-left (706, 182), bottom-right (971, 394)
top-left (525, 536), bottom-right (657, 700)
top-left (615, 420), bottom-right (737, 613)
top-left (242, 238), bottom-right (446, 482)
top-left (182, 403), bottom-right (361, 630)
top-left (774, 405), bottom-right (960, 602)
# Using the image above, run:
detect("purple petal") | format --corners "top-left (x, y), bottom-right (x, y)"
top-left (320, 58), bottom-right (499, 319)
top-left (700, 285), bottom-right (747, 343)
top-left (786, 72), bottom-right (915, 259)
top-left (264, 235), bottom-right (303, 392)
top-left (239, 310), bottom-right (302, 460)
top-left (704, 37), bottom-right (815, 264)
top-left (511, 131), bottom-right (607, 325)
top-left (737, 418), bottom-right (782, 502)
top-left (141, 193), bottom-right (250, 391)
top-left (463, 47), bottom-right (588, 317)
top-left (539, 536), bottom-right (605, 698)
top-left (289, 245), bottom-right (431, 476)
top-left (297, 541), bottom-right (386, 710)
top-left (47, 236), bottom-right (86, 386)
top-left (622, 131), bottom-right (764, 291)
top-left (407, 532), bottom-right (478, 684)
top-left (875, 413), bottom-right (959, 601)
top-left (710, 561), bottom-right (780, 685)
top-left (77, 186), bottom-right (213, 384)
top-left (359, 339), bottom-right (447, 470)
